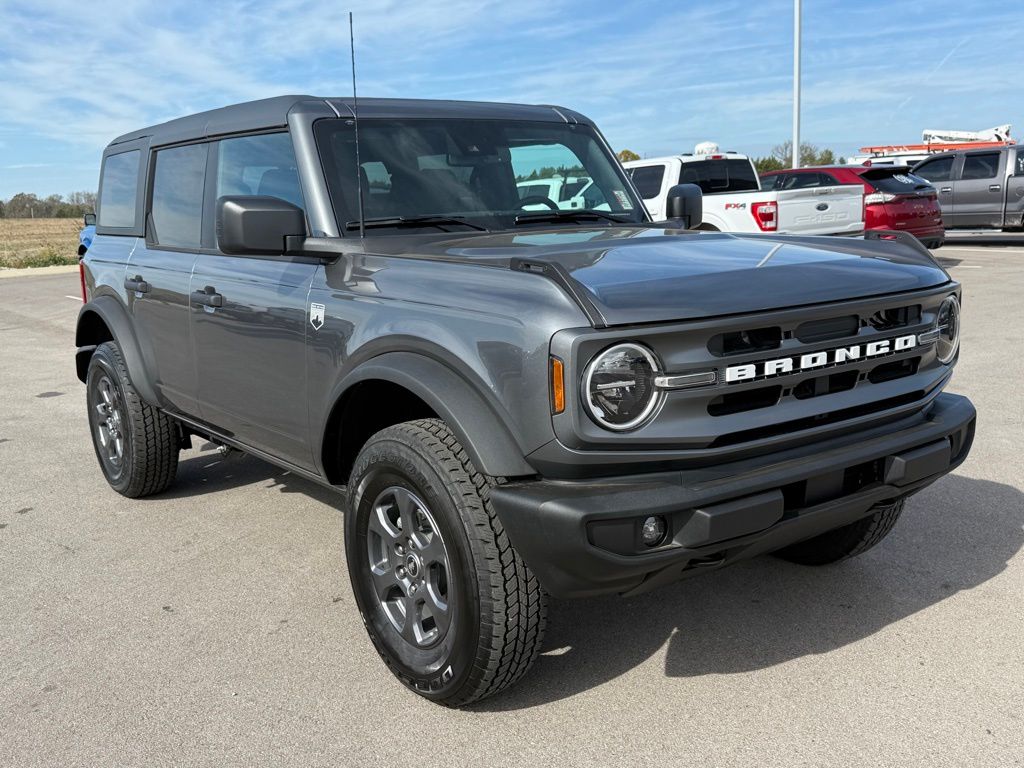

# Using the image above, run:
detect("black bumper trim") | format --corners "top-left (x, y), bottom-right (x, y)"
top-left (490, 393), bottom-right (976, 598)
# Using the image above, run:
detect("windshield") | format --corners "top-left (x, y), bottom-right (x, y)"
top-left (314, 118), bottom-right (646, 234)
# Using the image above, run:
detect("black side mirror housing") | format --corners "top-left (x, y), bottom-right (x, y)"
top-left (83, 213), bottom-right (96, 226)
top-left (665, 184), bottom-right (703, 229)
top-left (216, 196), bottom-right (306, 255)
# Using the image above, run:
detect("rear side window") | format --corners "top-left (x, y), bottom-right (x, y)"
top-left (629, 165), bottom-right (665, 199)
top-left (98, 150), bottom-right (140, 228)
top-left (761, 174), bottom-right (784, 190)
top-left (914, 155), bottom-right (955, 182)
top-left (961, 153), bottom-right (999, 180)
top-left (1016, 153), bottom-right (1024, 176)
top-left (216, 133), bottom-right (304, 211)
top-left (679, 159), bottom-right (759, 193)
top-left (151, 143), bottom-right (208, 249)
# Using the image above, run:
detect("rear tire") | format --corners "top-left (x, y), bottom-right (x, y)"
top-left (345, 418), bottom-right (546, 706)
top-left (774, 500), bottom-right (905, 566)
top-left (86, 341), bottom-right (179, 497)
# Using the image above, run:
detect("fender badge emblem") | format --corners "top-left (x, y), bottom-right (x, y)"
top-left (310, 302), bottom-right (326, 331)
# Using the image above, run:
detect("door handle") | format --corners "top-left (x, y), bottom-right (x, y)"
top-left (124, 275), bottom-right (150, 294)
top-left (989, 184), bottom-right (1001, 192)
top-left (940, 187), bottom-right (952, 193)
top-left (193, 286), bottom-right (223, 308)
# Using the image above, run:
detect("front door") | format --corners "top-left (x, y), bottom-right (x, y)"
top-left (913, 154), bottom-right (957, 224)
top-left (189, 132), bottom-right (318, 470)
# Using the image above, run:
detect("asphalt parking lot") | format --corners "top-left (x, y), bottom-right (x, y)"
top-left (1, 240), bottom-right (1022, 767)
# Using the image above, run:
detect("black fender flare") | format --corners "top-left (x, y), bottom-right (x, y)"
top-left (327, 351), bottom-right (536, 479)
top-left (75, 295), bottom-right (159, 406)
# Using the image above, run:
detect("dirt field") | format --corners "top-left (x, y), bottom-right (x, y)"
top-left (0, 218), bottom-right (83, 269)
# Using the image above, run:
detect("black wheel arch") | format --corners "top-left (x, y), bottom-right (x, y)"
top-left (321, 351), bottom-right (536, 483)
top-left (75, 296), bottom-right (159, 406)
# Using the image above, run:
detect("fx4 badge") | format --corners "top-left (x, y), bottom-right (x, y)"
top-left (310, 302), bottom-right (326, 330)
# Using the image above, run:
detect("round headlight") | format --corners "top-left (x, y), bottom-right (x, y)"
top-left (935, 295), bottom-right (960, 364)
top-left (583, 343), bottom-right (662, 431)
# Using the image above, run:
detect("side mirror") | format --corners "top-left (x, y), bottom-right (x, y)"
top-left (83, 213), bottom-right (96, 226)
top-left (216, 196), bottom-right (306, 255)
top-left (665, 184), bottom-right (703, 229)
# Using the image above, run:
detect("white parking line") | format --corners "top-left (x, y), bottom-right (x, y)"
top-left (941, 246), bottom-right (1024, 255)
top-left (64, 295), bottom-right (83, 301)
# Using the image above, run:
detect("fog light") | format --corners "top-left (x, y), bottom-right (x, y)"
top-left (641, 515), bottom-right (668, 547)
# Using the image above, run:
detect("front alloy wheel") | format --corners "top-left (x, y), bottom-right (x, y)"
top-left (346, 419), bottom-right (546, 706)
top-left (366, 486), bottom-right (452, 648)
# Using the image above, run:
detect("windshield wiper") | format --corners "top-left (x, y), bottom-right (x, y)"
top-left (514, 210), bottom-right (631, 226)
top-left (345, 215), bottom-right (488, 232)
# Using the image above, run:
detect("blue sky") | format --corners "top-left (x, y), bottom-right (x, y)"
top-left (1, 0), bottom-right (1020, 199)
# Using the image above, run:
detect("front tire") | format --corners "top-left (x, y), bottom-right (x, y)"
top-left (345, 419), bottom-right (546, 706)
top-left (86, 341), bottom-right (179, 497)
top-left (774, 500), bottom-right (904, 565)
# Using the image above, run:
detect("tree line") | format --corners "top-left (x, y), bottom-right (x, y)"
top-left (0, 191), bottom-right (97, 219)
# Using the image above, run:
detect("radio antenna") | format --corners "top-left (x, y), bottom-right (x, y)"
top-left (349, 11), bottom-right (365, 239)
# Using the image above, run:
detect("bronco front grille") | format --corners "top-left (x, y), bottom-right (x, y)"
top-left (558, 286), bottom-right (955, 454)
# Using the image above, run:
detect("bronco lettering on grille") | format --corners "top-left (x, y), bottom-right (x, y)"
top-left (725, 334), bottom-right (917, 384)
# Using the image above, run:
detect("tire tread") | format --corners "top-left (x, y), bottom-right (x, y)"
top-left (776, 500), bottom-right (904, 566)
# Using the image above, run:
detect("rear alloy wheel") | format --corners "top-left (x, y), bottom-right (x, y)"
top-left (86, 341), bottom-right (179, 497)
top-left (346, 418), bottom-right (546, 706)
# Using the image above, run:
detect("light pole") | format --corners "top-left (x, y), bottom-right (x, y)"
top-left (792, 0), bottom-right (801, 168)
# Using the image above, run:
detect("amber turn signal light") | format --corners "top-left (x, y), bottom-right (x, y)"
top-left (550, 357), bottom-right (565, 414)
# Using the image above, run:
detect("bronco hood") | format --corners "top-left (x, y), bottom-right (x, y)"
top-left (434, 228), bottom-right (951, 326)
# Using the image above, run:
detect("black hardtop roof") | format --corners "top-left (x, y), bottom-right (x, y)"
top-left (109, 95), bottom-right (592, 148)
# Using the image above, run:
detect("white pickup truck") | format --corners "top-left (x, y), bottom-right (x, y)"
top-left (624, 148), bottom-right (865, 235)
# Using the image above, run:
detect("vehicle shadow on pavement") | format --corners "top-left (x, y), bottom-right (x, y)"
top-left (477, 474), bottom-right (1022, 710)
top-left (153, 446), bottom-right (343, 508)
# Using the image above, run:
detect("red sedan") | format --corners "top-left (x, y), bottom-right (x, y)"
top-left (761, 165), bottom-right (945, 249)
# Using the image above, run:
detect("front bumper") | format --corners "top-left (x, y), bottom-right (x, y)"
top-left (491, 393), bottom-right (976, 598)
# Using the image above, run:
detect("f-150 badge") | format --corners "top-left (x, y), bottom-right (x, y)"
top-left (310, 302), bottom-right (326, 331)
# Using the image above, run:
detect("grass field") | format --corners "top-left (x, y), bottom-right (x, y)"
top-left (0, 218), bottom-right (83, 269)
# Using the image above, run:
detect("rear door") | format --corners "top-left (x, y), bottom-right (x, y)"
top-left (913, 154), bottom-right (958, 223)
top-left (953, 151), bottom-right (1004, 228)
top-left (189, 132), bottom-right (318, 470)
top-left (127, 142), bottom-right (207, 415)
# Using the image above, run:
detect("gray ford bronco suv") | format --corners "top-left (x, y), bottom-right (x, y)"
top-left (77, 96), bottom-right (975, 706)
